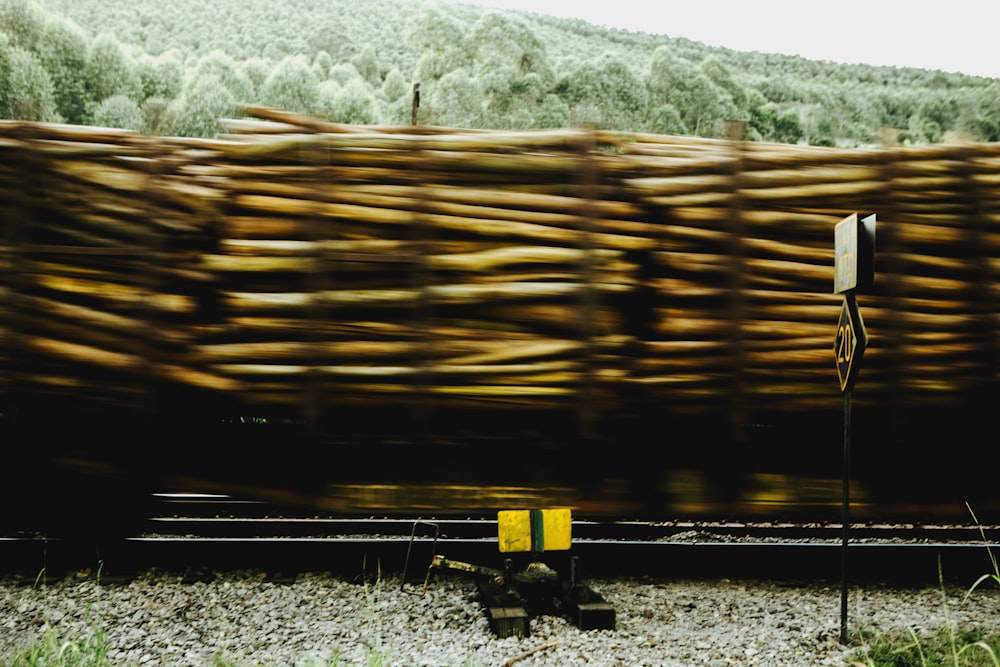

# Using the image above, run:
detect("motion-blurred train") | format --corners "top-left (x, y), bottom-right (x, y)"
top-left (2, 109), bottom-right (999, 535)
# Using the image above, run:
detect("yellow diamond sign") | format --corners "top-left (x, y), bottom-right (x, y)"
top-left (834, 296), bottom-right (867, 392)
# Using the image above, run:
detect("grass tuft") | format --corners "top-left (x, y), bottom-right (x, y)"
top-left (850, 505), bottom-right (1000, 667)
top-left (1, 624), bottom-right (111, 667)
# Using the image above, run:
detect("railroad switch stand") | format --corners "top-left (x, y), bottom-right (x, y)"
top-left (402, 509), bottom-right (615, 638)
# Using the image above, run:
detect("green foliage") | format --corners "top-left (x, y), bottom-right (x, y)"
top-left (407, 4), bottom-right (470, 83)
top-left (700, 54), bottom-right (747, 111)
top-left (854, 626), bottom-right (1000, 666)
top-left (0, 0), bottom-right (47, 51)
top-left (428, 67), bottom-right (483, 128)
top-left (470, 11), bottom-right (550, 82)
top-left (261, 54), bottom-right (320, 113)
top-left (140, 96), bottom-right (175, 135)
top-left (649, 103), bottom-right (687, 135)
top-left (322, 77), bottom-right (379, 125)
top-left (4, 45), bottom-right (60, 121)
top-left (327, 62), bottom-right (362, 86)
top-left (534, 92), bottom-right (570, 130)
top-left (14, 0), bottom-right (1000, 141)
top-left (84, 32), bottom-right (141, 112)
top-left (34, 13), bottom-right (88, 123)
top-left (91, 93), bottom-right (142, 130)
top-left (313, 51), bottom-right (333, 79)
top-left (772, 109), bottom-right (804, 145)
top-left (0, 33), bottom-right (11, 118)
top-left (169, 72), bottom-right (236, 137)
top-left (853, 513), bottom-right (1000, 667)
top-left (1, 624), bottom-right (112, 666)
top-left (647, 45), bottom-right (695, 109)
top-left (380, 67), bottom-right (407, 102)
top-left (557, 54), bottom-right (647, 131)
top-left (239, 57), bottom-right (272, 99)
top-left (350, 43), bottom-right (380, 85)
top-left (135, 51), bottom-right (183, 102)
top-left (186, 50), bottom-right (254, 104)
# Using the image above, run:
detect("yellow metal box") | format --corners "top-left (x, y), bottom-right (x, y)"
top-left (497, 508), bottom-right (571, 553)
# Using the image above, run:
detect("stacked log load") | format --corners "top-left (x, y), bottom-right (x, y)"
top-left (2, 108), bottom-right (999, 428)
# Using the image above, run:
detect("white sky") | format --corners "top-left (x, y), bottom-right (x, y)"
top-left (453, 0), bottom-right (1000, 80)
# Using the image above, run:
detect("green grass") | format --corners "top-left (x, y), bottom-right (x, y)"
top-left (850, 504), bottom-right (1000, 667)
top-left (851, 626), bottom-right (1000, 667)
top-left (1, 632), bottom-right (354, 667)
top-left (0, 561), bottom-right (383, 667)
top-left (0, 624), bottom-right (111, 667)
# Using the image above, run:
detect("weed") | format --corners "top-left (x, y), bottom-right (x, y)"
top-left (850, 506), bottom-right (1000, 667)
top-left (965, 503), bottom-right (1000, 598)
top-left (361, 558), bottom-right (392, 667)
top-left (1, 623), bottom-right (111, 667)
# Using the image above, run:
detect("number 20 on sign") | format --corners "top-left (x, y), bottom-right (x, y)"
top-left (834, 295), bottom-right (867, 392)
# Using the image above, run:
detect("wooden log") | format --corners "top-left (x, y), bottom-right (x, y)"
top-left (35, 273), bottom-right (197, 315)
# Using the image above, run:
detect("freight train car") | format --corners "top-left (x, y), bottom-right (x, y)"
top-left (2, 109), bottom-right (999, 534)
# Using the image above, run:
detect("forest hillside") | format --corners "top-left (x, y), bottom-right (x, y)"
top-left (3, 0), bottom-right (999, 145)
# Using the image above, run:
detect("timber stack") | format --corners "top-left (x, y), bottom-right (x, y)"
top-left (1, 107), bottom-right (999, 427)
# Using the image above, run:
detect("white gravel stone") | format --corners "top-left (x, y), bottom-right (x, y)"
top-left (0, 569), bottom-right (998, 666)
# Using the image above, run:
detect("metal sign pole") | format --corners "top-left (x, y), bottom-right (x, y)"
top-left (833, 212), bottom-right (873, 645)
top-left (841, 388), bottom-right (851, 644)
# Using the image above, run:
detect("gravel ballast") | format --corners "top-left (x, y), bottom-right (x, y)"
top-left (2, 569), bottom-right (999, 666)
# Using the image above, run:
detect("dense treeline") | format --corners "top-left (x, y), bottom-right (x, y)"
top-left (4, 0), bottom-right (1000, 144)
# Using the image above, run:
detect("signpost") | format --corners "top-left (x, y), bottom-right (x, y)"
top-left (833, 212), bottom-right (874, 644)
top-left (834, 295), bottom-right (867, 393)
top-left (834, 213), bottom-right (876, 294)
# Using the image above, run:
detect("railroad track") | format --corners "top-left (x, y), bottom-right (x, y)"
top-left (144, 492), bottom-right (1000, 541)
top-left (4, 493), bottom-right (1000, 585)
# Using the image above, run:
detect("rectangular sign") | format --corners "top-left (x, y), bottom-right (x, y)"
top-left (834, 213), bottom-right (876, 294)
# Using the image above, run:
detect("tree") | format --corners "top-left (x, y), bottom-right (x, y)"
top-left (4, 45), bottom-right (59, 121)
top-left (35, 14), bottom-right (89, 124)
top-left (916, 93), bottom-right (958, 137)
top-left (745, 90), bottom-right (774, 141)
top-left (170, 73), bottom-right (236, 137)
top-left (427, 67), bottom-right (484, 128)
top-left (85, 33), bottom-right (141, 117)
top-left (465, 12), bottom-right (553, 128)
top-left (469, 12), bottom-right (550, 82)
top-left (187, 50), bottom-right (254, 104)
top-left (351, 43), bottom-right (381, 85)
top-left (0, 33), bottom-right (11, 118)
top-left (307, 17), bottom-right (355, 63)
top-left (92, 94), bottom-right (142, 131)
top-left (699, 54), bottom-right (747, 111)
top-left (802, 105), bottom-right (837, 146)
top-left (772, 109), bottom-right (804, 144)
top-left (141, 96), bottom-right (177, 136)
top-left (381, 67), bottom-right (408, 102)
top-left (747, 100), bottom-right (802, 144)
top-left (261, 54), bottom-right (320, 113)
top-left (649, 104), bottom-right (688, 135)
top-left (647, 47), bottom-right (735, 136)
top-left (323, 77), bottom-right (380, 125)
top-left (968, 83), bottom-right (1000, 141)
top-left (533, 93), bottom-right (569, 129)
top-left (239, 57), bottom-right (273, 99)
top-left (406, 5), bottom-right (470, 82)
top-left (315, 79), bottom-right (340, 118)
top-left (0, 0), bottom-right (46, 51)
top-left (328, 63), bottom-right (363, 86)
top-left (647, 45), bottom-right (696, 110)
top-left (313, 51), bottom-right (333, 80)
top-left (903, 113), bottom-right (942, 145)
top-left (138, 51), bottom-right (183, 101)
top-left (557, 54), bottom-right (647, 131)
